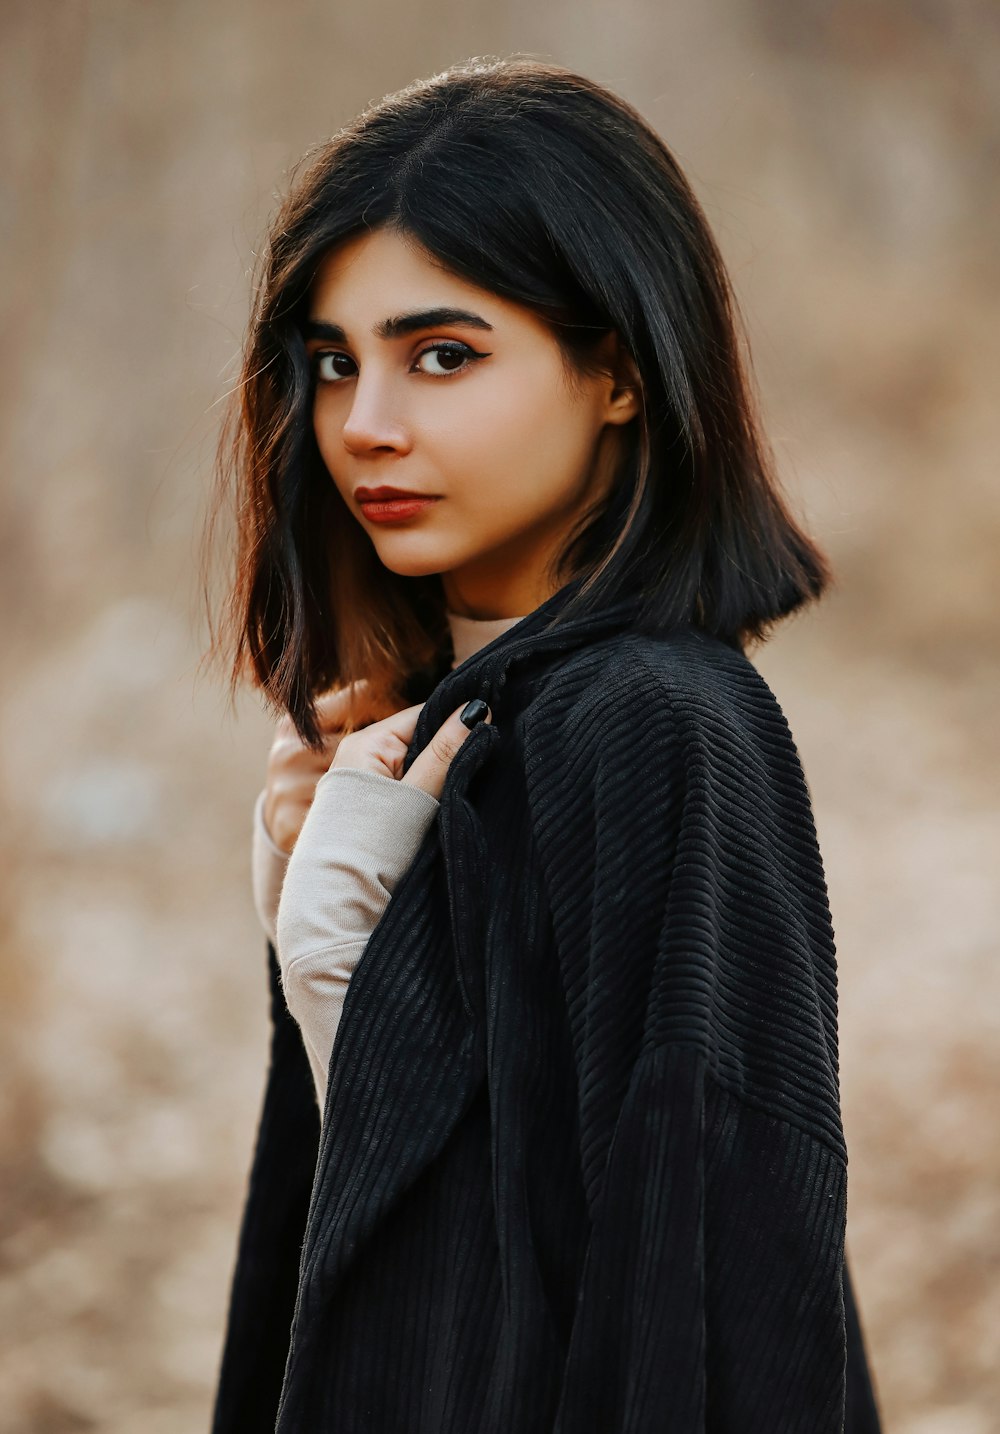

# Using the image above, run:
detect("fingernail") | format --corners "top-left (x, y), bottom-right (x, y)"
top-left (460, 698), bottom-right (490, 729)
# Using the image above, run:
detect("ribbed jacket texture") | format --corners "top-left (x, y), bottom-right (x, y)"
top-left (210, 578), bottom-right (883, 1433)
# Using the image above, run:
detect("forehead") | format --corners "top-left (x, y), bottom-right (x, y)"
top-left (309, 228), bottom-right (485, 312)
top-left (305, 228), bottom-right (554, 346)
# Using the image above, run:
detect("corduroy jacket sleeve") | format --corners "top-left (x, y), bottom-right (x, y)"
top-left (210, 941), bottom-right (320, 1434)
top-left (525, 638), bottom-right (881, 1433)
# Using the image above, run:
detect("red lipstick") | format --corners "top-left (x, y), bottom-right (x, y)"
top-left (354, 485), bottom-right (441, 523)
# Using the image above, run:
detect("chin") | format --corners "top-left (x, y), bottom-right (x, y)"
top-left (369, 540), bottom-right (460, 580)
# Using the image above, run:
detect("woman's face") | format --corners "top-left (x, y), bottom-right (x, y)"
top-left (304, 227), bottom-right (639, 618)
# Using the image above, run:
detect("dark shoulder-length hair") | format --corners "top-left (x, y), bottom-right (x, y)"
top-left (201, 53), bottom-right (832, 751)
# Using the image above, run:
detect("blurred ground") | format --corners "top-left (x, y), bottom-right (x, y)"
top-left (1, 2), bottom-right (998, 1430)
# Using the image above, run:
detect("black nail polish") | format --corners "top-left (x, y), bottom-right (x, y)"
top-left (460, 697), bottom-right (490, 729)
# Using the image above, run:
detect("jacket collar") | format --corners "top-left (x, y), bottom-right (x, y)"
top-left (408, 575), bottom-right (647, 750)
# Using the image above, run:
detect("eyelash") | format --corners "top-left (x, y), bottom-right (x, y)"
top-left (310, 341), bottom-right (490, 385)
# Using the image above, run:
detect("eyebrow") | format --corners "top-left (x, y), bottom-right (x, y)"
top-left (302, 307), bottom-right (494, 344)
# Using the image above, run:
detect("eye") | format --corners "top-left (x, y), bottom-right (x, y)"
top-left (313, 351), bottom-right (356, 384)
top-left (413, 341), bottom-right (488, 377)
top-left (310, 341), bottom-right (489, 385)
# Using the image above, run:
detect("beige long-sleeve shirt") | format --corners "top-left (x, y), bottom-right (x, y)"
top-left (254, 609), bottom-right (524, 1112)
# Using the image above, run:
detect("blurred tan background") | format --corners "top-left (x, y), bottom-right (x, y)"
top-left (1, 2), bottom-right (997, 1430)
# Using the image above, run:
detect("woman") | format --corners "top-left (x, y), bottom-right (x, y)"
top-left (205, 55), bottom-right (882, 1433)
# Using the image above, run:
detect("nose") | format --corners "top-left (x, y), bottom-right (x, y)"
top-left (340, 371), bottom-right (412, 457)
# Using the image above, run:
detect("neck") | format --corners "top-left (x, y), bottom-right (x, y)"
top-left (446, 607), bottom-right (527, 669)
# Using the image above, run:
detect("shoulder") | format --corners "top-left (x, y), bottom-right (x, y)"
top-left (524, 624), bottom-right (800, 778)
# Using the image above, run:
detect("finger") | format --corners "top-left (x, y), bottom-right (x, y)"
top-left (367, 701), bottom-right (425, 746)
top-left (315, 679), bottom-right (372, 730)
top-left (400, 699), bottom-right (491, 801)
top-left (328, 702), bottom-right (427, 779)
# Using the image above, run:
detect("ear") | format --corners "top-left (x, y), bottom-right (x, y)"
top-left (596, 332), bottom-right (642, 426)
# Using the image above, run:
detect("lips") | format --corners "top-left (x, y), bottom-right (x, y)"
top-left (355, 486), bottom-right (437, 502)
top-left (355, 489), bottom-right (441, 524)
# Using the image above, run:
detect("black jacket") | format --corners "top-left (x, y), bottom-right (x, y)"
top-left (210, 579), bottom-right (883, 1432)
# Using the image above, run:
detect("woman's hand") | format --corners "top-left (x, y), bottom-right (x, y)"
top-left (330, 696), bottom-right (492, 800)
top-left (262, 682), bottom-right (384, 855)
top-left (263, 686), bottom-right (493, 855)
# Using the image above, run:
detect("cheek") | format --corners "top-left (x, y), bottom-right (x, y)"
top-left (312, 401), bottom-right (339, 464)
top-left (436, 366), bottom-right (595, 513)
top-left (311, 401), bottom-right (352, 496)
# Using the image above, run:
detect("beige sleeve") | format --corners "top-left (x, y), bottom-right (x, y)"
top-left (275, 766), bottom-right (441, 1113)
top-left (251, 788), bottom-right (290, 948)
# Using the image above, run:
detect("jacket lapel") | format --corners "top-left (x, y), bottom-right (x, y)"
top-left (280, 579), bottom-right (646, 1372)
